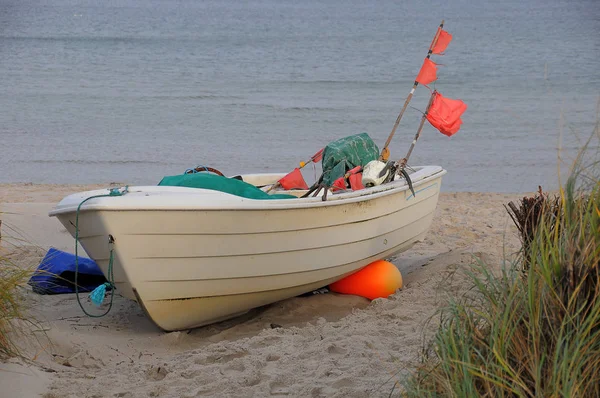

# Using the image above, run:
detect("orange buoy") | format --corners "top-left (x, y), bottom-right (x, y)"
top-left (329, 260), bottom-right (403, 300)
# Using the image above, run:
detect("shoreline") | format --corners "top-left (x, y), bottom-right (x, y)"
top-left (0, 184), bottom-right (525, 397)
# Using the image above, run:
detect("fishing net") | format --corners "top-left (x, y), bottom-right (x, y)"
top-left (321, 133), bottom-right (379, 187)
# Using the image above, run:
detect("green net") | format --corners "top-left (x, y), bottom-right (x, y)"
top-left (321, 133), bottom-right (379, 186)
top-left (158, 173), bottom-right (296, 200)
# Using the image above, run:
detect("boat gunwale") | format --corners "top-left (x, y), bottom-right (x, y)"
top-left (49, 166), bottom-right (445, 215)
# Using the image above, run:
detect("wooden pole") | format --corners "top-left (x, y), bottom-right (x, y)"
top-left (299, 148), bottom-right (324, 169)
top-left (379, 20), bottom-right (445, 162)
top-left (396, 90), bottom-right (436, 170)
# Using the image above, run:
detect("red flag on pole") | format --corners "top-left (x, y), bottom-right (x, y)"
top-left (415, 58), bottom-right (438, 85)
top-left (426, 91), bottom-right (467, 136)
top-left (432, 28), bottom-right (452, 54)
top-left (311, 148), bottom-right (324, 163)
top-left (331, 166), bottom-right (363, 192)
top-left (278, 168), bottom-right (309, 190)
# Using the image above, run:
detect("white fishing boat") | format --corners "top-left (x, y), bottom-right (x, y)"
top-left (49, 165), bottom-right (445, 331)
top-left (49, 21), bottom-right (465, 331)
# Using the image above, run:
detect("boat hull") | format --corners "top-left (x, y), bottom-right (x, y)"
top-left (51, 167), bottom-right (444, 331)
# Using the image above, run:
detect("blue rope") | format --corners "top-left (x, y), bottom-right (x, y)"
top-left (185, 165), bottom-right (209, 174)
top-left (74, 186), bottom-right (128, 318)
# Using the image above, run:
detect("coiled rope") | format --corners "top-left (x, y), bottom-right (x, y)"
top-left (74, 186), bottom-right (128, 317)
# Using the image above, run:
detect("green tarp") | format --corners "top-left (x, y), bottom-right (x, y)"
top-left (159, 133), bottom-right (378, 198)
top-left (321, 133), bottom-right (379, 186)
top-left (158, 173), bottom-right (296, 200)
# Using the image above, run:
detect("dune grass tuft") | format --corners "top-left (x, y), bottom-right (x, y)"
top-left (0, 249), bottom-right (33, 360)
top-left (403, 166), bottom-right (600, 396)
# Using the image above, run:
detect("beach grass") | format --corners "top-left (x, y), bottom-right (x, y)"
top-left (402, 162), bottom-right (600, 396)
top-left (0, 248), bottom-right (33, 360)
top-left (0, 217), bottom-right (43, 361)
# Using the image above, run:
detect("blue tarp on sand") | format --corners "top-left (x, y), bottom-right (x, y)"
top-left (28, 248), bottom-right (107, 294)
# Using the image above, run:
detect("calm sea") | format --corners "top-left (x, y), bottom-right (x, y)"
top-left (1, 0), bottom-right (598, 192)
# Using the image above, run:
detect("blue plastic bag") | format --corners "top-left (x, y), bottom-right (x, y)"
top-left (28, 248), bottom-right (107, 294)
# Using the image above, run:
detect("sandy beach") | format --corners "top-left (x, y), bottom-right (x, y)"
top-left (0, 184), bottom-right (524, 397)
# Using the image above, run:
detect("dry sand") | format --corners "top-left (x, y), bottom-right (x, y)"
top-left (0, 184), bottom-right (525, 397)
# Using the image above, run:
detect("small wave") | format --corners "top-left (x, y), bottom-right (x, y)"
top-left (24, 160), bottom-right (171, 165)
top-left (224, 103), bottom-right (340, 112)
top-left (272, 79), bottom-right (410, 85)
top-left (286, 106), bottom-right (339, 112)
top-left (146, 94), bottom-right (243, 101)
top-left (0, 35), bottom-right (165, 43)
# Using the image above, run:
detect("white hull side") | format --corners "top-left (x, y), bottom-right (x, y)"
top-left (135, 231), bottom-right (427, 331)
top-left (54, 171), bottom-right (443, 331)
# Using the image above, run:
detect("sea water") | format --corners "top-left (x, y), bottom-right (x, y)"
top-left (1, 0), bottom-right (598, 192)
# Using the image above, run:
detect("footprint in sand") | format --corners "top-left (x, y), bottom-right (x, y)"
top-left (265, 353), bottom-right (280, 362)
top-left (249, 335), bottom-right (283, 349)
top-left (145, 365), bottom-right (169, 381)
top-left (223, 359), bottom-right (245, 374)
top-left (270, 382), bottom-right (291, 396)
top-left (331, 377), bottom-right (354, 388)
top-left (326, 344), bottom-right (347, 355)
top-left (194, 350), bottom-right (248, 365)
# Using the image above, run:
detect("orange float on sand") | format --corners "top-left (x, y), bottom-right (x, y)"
top-left (329, 260), bottom-right (403, 300)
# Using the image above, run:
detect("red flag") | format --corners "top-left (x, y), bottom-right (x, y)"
top-left (349, 174), bottom-right (364, 191)
top-left (415, 58), bottom-right (437, 85)
top-left (432, 28), bottom-right (452, 54)
top-left (311, 148), bottom-right (324, 163)
top-left (426, 91), bottom-right (467, 137)
top-left (332, 176), bottom-right (346, 192)
top-left (332, 166), bottom-right (363, 192)
top-left (278, 168), bottom-right (309, 190)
